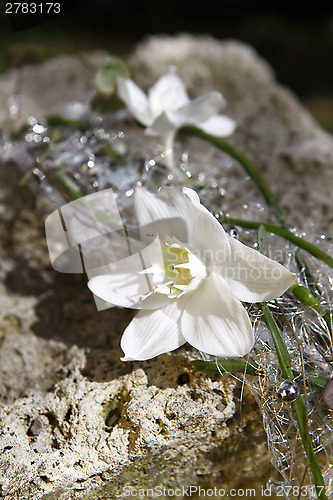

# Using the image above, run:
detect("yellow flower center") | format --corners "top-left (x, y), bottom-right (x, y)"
top-left (141, 236), bottom-right (207, 300)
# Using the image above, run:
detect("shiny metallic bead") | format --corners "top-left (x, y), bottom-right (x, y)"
top-left (277, 380), bottom-right (299, 402)
top-left (225, 226), bottom-right (238, 238)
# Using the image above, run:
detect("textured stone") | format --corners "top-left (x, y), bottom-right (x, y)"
top-left (0, 51), bottom-right (105, 131)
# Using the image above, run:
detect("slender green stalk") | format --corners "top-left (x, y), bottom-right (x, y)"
top-left (181, 126), bottom-right (286, 225)
top-left (55, 172), bottom-right (83, 200)
top-left (219, 216), bottom-right (333, 270)
top-left (191, 360), bottom-right (327, 389)
top-left (191, 359), bottom-right (261, 377)
top-left (259, 302), bottom-right (328, 500)
top-left (259, 302), bottom-right (293, 377)
top-left (290, 284), bottom-right (332, 334)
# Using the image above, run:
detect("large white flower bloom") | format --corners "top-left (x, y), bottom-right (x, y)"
top-left (117, 72), bottom-right (236, 173)
top-left (88, 187), bottom-right (295, 361)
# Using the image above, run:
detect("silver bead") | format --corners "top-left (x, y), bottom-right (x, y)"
top-left (225, 226), bottom-right (238, 238)
top-left (277, 380), bottom-right (299, 402)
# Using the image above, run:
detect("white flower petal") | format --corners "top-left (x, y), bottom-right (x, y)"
top-left (197, 114), bottom-right (237, 137)
top-left (219, 236), bottom-right (296, 302)
top-left (134, 187), bottom-right (230, 257)
top-left (145, 109), bottom-right (183, 136)
top-left (121, 299), bottom-right (186, 361)
top-left (182, 186), bottom-right (219, 218)
top-left (148, 73), bottom-right (190, 119)
top-left (117, 77), bottom-right (152, 126)
top-left (179, 91), bottom-right (225, 123)
top-left (134, 186), bottom-right (186, 225)
top-left (87, 249), bottom-right (171, 310)
top-left (181, 272), bottom-right (254, 357)
top-left (139, 218), bottom-right (189, 246)
top-left (182, 187), bottom-right (201, 206)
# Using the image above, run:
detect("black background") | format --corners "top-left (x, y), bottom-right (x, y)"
top-left (0, 1), bottom-right (333, 99)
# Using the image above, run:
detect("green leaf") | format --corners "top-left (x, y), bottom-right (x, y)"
top-left (91, 94), bottom-right (125, 114)
top-left (191, 359), bottom-right (261, 377)
top-left (220, 216), bottom-right (333, 271)
top-left (259, 302), bottom-right (293, 379)
top-left (101, 145), bottom-right (122, 160)
top-left (290, 284), bottom-right (321, 308)
top-left (46, 115), bottom-right (87, 132)
top-left (55, 172), bottom-right (83, 200)
top-left (257, 224), bottom-right (268, 256)
top-left (259, 302), bottom-right (328, 500)
top-left (94, 55), bottom-right (129, 97)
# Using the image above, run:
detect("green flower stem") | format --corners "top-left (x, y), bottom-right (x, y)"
top-left (55, 172), bottom-right (83, 200)
top-left (191, 359), bottom-right (261, 377)
top-left (259, 302), bottom-right (293, 377)
top-left (46, 114), bottom-right (87, 131)
top-left (191, 360), bottom-right (327, 389)
top-left (219, 216), bottom-right (333, 270)
top-left (259, 302), bottom-right (328, 500)
top-left (18, 168), bottom-right (34, 186)
top-left (290, 284), bottom-right (332, 333)
top-left (181, 126), bottom-right (286, 226)
top-left (295, 252), bottom-right (324, 298)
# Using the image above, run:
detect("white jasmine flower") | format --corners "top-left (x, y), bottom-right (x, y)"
top-left (88, 187), bottom-right (295, 361)
top-left (117, 72), bottom-right (236, 173)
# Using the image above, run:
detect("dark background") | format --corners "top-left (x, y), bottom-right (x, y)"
top-left (0, 0), bottom-right (333, 123)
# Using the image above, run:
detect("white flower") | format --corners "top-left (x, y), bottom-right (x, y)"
top-left (117, 72), bottom-right (236, 138)
top-left (88, 187), bottom-right (295, 361)
top-left (117, 72), bottom-right (236, 173)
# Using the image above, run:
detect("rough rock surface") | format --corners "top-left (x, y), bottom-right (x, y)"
top-left (129, 34), bottom-right (333, 233)
top-left (1, 34), bottom-right (333, 500)
top-left (0, 51), bottom-right (105, 131)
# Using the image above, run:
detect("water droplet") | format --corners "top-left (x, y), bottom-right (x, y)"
top-left (25, 133), bottom-right (34, 142)
top-left (4, 142), bottom-right (13, 153)
top-left (32, 124), bottom-right (45, 134)
top-left (27, 116), bottom-right (37, 126)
